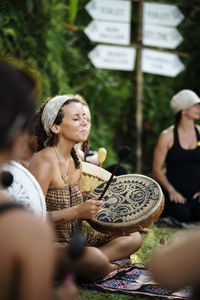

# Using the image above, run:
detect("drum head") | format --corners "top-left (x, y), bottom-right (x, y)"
top-left (2, 160), bottom-right (46, 220)
top-left (87, 174), bottom-right (164, 234)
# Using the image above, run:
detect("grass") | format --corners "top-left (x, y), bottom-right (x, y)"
top-left (78, 225), bottom-right (182, 300)
top-left (79, 289), bottom-right (143, 300)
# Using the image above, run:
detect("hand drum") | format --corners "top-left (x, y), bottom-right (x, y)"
top-left (87, 174), bottom-right (164, 235)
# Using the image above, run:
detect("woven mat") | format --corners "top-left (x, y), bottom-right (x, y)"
top-left (79, 264), bottom-right (192, 299)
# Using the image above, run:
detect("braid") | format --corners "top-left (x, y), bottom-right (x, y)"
top-left (71, 147), bottom-right (81, 169)
top-left (82, 140), bottom-right (89, 162)
top-left (34, 107), bottom-right (47, 151)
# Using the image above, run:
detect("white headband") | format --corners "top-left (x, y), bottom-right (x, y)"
top-left (41, 95), bottom-right (72, 145)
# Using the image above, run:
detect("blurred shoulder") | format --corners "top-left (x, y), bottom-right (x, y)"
top-left (0, 206), bottom-right (53, 251)
top-left (158, 125), bottom-right (174, 143)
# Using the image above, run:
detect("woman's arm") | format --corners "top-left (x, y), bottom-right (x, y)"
top-left (51, 198), bottom-right (103, 224)
top-left (153, 130), bottom-right (186, 204)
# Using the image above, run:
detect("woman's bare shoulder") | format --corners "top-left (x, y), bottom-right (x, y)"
top-left (158, 125), bottom-right (174, 143)
top-left (30, 147), bottom-right (54, 170)
top-left (160, 125), bottom-right (174, 136)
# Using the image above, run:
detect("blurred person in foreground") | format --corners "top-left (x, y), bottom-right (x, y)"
top-left (1, 127), bottom-right (47, 220)
top-left (151, 225), bottom-right (200, 299)
top-left (0, 59), bottom-right (79, 300)
top-left (153, 90), bottom-right (200, 223)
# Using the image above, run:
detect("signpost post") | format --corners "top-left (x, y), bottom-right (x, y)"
top-left (136, 0), bottom-right (144, 174)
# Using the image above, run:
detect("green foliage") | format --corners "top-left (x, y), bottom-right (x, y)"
top-left (1, 0), bottom-right (200, 172)
top-left (68, 0), bottom-right (79, 24)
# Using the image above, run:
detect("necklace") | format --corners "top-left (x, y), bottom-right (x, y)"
top-left (54, 146), bottom-right (71, 184)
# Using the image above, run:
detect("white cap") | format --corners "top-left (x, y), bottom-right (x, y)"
top-left (170, 89), bottom-right (200, 114)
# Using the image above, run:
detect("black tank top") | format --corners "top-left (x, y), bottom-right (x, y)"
top-left (166, 126), bottom-right (200, 199)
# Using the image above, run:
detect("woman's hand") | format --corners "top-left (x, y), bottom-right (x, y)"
top-left (168, 188), bottom-right (187, 204)
top-left (76, 198), bottom-right (103, 219)
top-left (55, 274), bottom-right (79, 300)
top-left (193, 191), bottom-right (200, 201)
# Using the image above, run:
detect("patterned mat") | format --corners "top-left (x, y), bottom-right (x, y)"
top-left (79, 264), bottom-right (192, 299)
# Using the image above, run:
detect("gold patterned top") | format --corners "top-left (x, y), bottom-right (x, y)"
top-left (46, 184), bottom-right (82, 243)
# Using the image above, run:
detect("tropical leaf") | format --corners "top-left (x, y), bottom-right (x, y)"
top-left (2, 27), bottom-right (17, 42)
top-left (68, 0), bottom-right (79, 24)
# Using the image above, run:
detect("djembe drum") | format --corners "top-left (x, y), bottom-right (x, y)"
top-left (87, 174), bottom-right (164, 235)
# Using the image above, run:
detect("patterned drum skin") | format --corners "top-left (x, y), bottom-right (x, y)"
top-left (87, 174), bottom-right (165, 235)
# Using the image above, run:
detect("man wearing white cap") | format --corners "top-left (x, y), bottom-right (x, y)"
top-left (153, 89), bottom-right (200, 223)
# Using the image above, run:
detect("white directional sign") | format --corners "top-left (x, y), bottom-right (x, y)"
top-left (142, 49), bottom-right (184, 77)
top-left (143, 3), bottom-right (184, 27)
top-left (85, 0), bottom-right (131, 23)
top-left (84, 20), bottom-right (130, 45)
top-left (88, 45), bottom-right (136, 71)
top-left (143, 24), bottom-right (183, 49)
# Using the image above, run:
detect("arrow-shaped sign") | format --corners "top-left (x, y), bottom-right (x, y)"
top-left (143, 24), bottom-right (183, 49)
top-left (142, 48), bottom-right (185, 77)
top-left (88, 45), bottom-right (136, 71)
top-left (143, 2), bottom-right (184, 27)
top-left (84, 20), bottom-right (130, 45)
top-left (85, 0), bottom-right (131, 23)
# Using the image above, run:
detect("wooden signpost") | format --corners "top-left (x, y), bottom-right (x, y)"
top-left (84, 0), bottom-right (185, 173)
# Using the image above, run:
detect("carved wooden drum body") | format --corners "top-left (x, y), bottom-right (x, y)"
top-left (87, 174), bottom-right (164, 235)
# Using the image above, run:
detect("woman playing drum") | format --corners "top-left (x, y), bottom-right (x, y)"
top-left (29, 95), bottom-right (142, 282)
